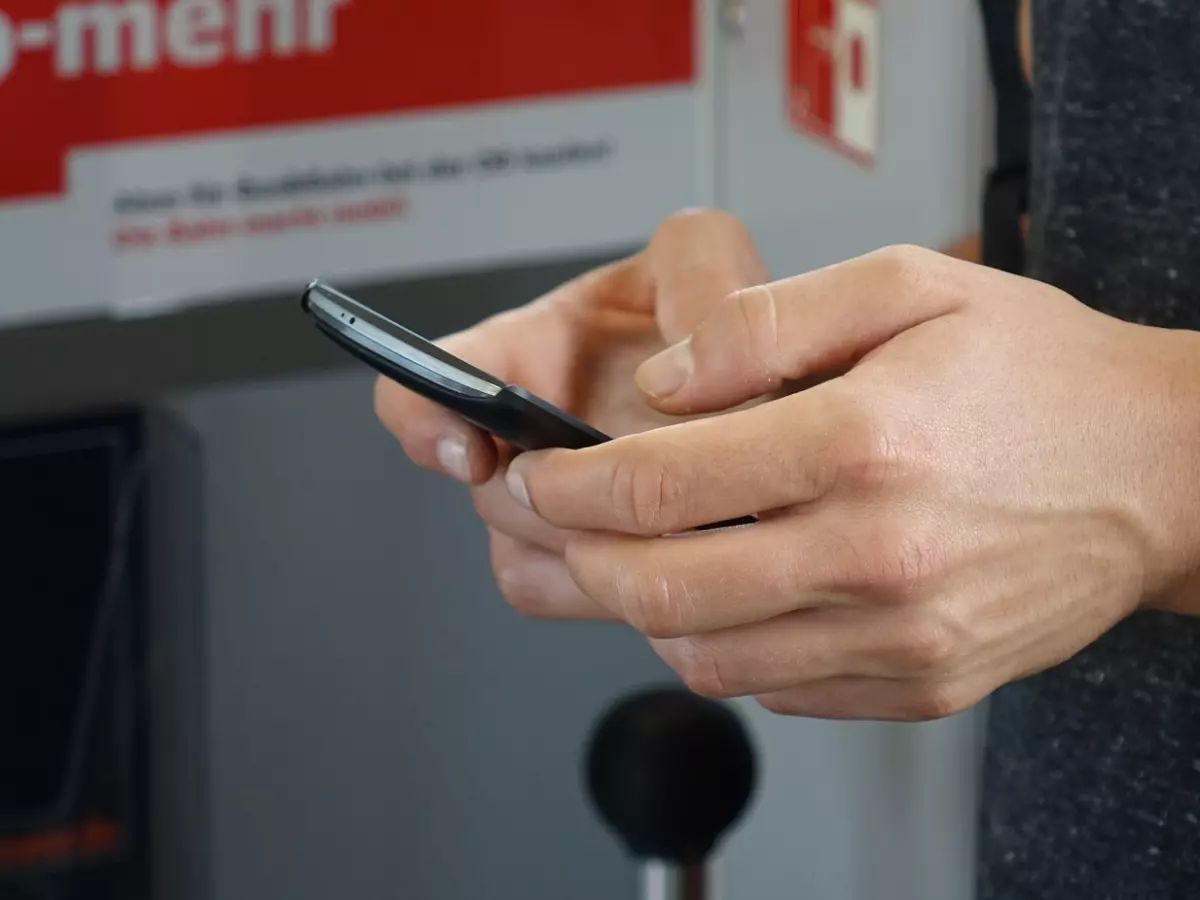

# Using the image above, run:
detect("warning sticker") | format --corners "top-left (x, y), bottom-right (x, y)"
top-left (787, 0), bottom-right (879, 165)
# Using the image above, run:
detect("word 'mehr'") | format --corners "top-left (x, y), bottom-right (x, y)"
top-left (0, 0), bottom-right (350, 82)
top-left (0, 0), bottom-right (692, 203)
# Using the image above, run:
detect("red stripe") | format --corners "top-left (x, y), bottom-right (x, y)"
top-left (0, 0), bottom-right (694, 202)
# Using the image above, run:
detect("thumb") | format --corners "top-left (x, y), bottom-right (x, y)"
top-left (634, 246), bottom-right (966, 414)
top-left (645, 208), bottom-right (769, 345)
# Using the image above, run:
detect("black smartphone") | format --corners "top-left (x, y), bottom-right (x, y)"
top-left (302, 279), bottom-right (609, 450)
top-left (300, 280), bottom-right (754, 529)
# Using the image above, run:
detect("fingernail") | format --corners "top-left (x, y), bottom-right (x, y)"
top-left (506, 463), bottom-right (532, 509)
top-left (436, 435), bottom-right (472, 483)
top-left (637, 338), bottom-right (693, 399)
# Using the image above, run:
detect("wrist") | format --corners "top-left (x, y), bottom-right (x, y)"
top-left (1131, 325), bottom-right (1200, 614)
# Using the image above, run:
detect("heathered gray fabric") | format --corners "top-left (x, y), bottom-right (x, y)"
top-left (976, 1), bottom-right (1200, 897)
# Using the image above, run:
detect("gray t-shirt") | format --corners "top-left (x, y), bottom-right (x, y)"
top-left (976, 1), bottom-right (1200, 896)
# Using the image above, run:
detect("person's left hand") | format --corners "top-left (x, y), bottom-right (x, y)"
top-left (501, 245), bottom-right (1200, 721)
top-left (374, 210), bottom-right (770, 621)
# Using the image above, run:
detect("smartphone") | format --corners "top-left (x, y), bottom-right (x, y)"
top-left (302, 279), bottom-right (610, 450)
top-left (300, 280), bottom-right (754, 529)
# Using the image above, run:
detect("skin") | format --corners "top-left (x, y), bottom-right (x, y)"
top-left (376, 210), bottom-right (1200, 722)
top-left (376, 211), bottom-right (771, 621)
top-left (375, 4), bottom-right (1200, 721)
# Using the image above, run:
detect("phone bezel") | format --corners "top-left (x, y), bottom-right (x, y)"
top-left (302, 281), bottom-right (503, 399)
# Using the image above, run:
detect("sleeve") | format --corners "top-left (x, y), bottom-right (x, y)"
top-left (978, 0), bottom-right (1031, 275)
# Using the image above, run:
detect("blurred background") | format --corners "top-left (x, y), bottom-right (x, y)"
top-left (0, 1), bottom-right (993, 897)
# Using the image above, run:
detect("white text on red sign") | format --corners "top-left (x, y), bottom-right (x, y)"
top-left (0, 0), bottom-right (351, 82)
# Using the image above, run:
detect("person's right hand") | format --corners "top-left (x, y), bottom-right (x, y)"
top-left (374, 210), bottom-right (769, 619)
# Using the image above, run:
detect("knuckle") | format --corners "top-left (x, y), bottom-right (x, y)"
top-left (781, 390), bottom-right (882, 500)
top-left (859, 520), bottom-right (948, 597)
top-left (872, 243), bottom-right (939, 289)
top-left (670, 638), bottom-right (735, 699)
top-left (892, 614), bottom-right (961, 674)
top-left (903, 681), bottom-right (972, 722)
top-left (727, 285), bottom-right (782, 375)
top-left (873, 418), bottom-right (915, 486)
top-left (830, 393), bottom-right (912, 491)
top-left (615, 565), bottom-right (693, 638)
top-left (489, 535), bottom-right (559, 619)
top-left (608, 449), bottom-right (688, 535)
top-left (756, 693), bottom-right (799, 717)
top-left (495, 570), bottom-right (549, 618)
top-left (491, 546), bottom-right (551, 619)
top-left (519, 450), bottom-right (574, 517)
top-left (471, 479), bottom-right (534, 535)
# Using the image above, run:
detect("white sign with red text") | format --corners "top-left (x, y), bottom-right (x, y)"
top-left (0, 0), bottom-right (697, 326)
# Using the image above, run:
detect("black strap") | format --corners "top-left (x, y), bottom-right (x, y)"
top-left (978, 0), bottom-right (1031, 274)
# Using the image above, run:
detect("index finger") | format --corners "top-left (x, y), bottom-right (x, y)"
top-left (375, 255), bottom-right (658, 483)
top-left (506, 381), bottom-right (873, 535)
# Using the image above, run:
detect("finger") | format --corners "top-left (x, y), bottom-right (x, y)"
top-left (550, 254), bottom-right (652, 316)
top-left (471, 464), bottom-right (570, 554)
top-left (755, 674), bottom-right (983, 722)
top-left (490, 531), bottom-right (616, 621)
top-left (562, 512), bottom-right (908, 638)
top-left (645, 208), bottom-right (770, 344)
top-left (635, 244), bottom-right (966, 414)
top-left (373, 268), bottom-right (620, 483)
top-left (651, 603), bottom-right (968, 698)
top-left (506, 384), bottom-right (869, 535)
top-left (374, 375), bottom-right (498, 484)
top-left (373, 326), bottom-right (510, 484)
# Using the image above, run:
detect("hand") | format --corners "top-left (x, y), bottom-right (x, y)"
top-left (504, 245), bottom-right (1200, 720)
top-left (374, 209), bottom-right (769, 619)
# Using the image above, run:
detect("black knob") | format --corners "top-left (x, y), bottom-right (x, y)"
top-left (584, 686), bottom-right (757, 864)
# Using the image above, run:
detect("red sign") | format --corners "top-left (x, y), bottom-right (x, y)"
top-left (0, 0), bottom-right (694, 202)
top-left (787, 0), bottom-right (879, 164)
